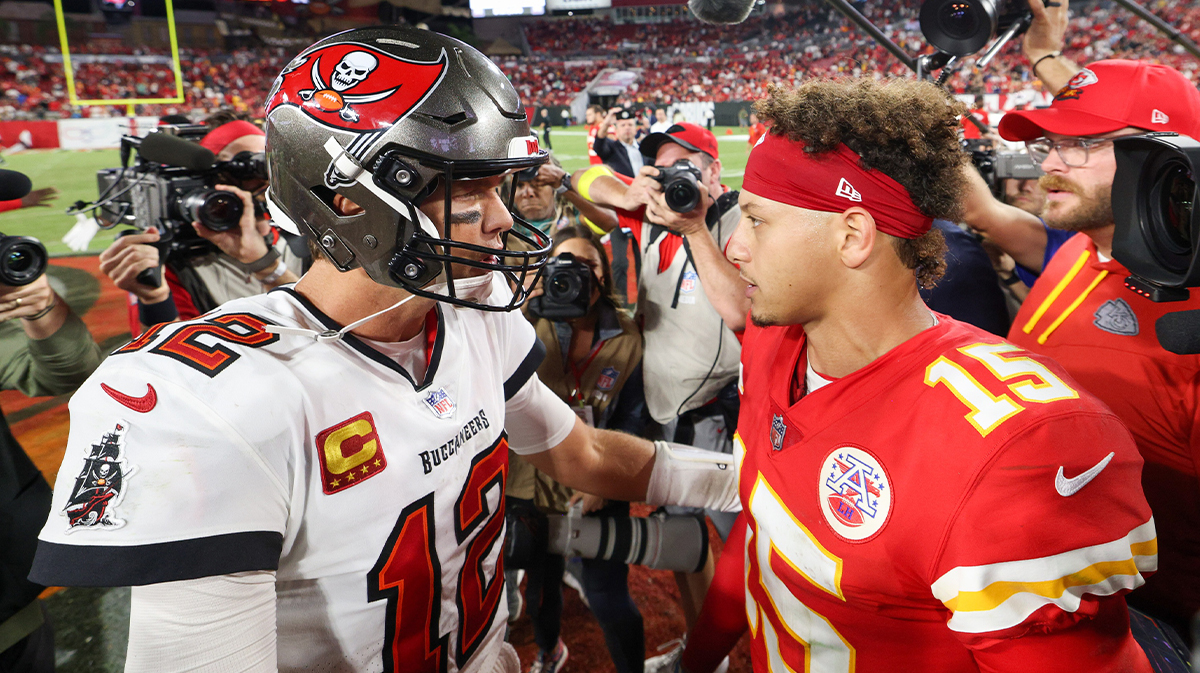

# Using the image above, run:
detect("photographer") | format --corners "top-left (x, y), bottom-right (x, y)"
top-left (571, 124), bottom-right (744, 652)
top-left (99, 116), bottom-right (303, 334)
top-left (0, 208), bottom-right (101, 671)
top-left (514, 156), bottom-right (617, 238)
top-left (962, 55), bottom-right (1200, 641)
top-left (511, 224), bottom-right (645, 673)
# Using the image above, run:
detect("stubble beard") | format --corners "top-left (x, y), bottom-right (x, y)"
top-left (1039, 175), bottom-right (1114, 232)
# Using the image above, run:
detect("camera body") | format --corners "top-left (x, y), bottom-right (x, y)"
top-left (964, 139), bottom-right (1044, 195)
top-left (527, 252), bottom-right (593, 320)
top-left (0, 234), bottom-right (47, 286)
top-left (1112, 132), bottom-right (1200, 299)
top-left (653, 160), bottom-right (704, 214)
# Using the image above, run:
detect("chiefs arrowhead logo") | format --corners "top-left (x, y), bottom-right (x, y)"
top-left (266, 42), bottom-right (448, 133)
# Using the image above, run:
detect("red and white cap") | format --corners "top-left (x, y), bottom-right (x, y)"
top-left (639, 122), bottom-right (720, 161)
top-left (999, 59), bottom-right (1200, 141)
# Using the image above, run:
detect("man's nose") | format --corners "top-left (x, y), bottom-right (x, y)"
top-left (727, 220), bottom-right (751, 264)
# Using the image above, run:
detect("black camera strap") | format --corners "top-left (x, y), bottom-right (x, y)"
top-left (167, 259), bottom-right (219, 315)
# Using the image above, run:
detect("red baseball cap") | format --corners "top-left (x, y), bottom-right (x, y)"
top-left (640, 122), bottom-right (720, 161)
top-left (999, 59), bottom-right (1200, 141)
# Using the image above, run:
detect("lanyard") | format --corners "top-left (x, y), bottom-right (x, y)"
top-left (567, 338), bottom-right (607, 406)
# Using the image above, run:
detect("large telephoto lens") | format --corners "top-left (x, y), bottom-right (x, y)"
top-left (177, 188), bottom-right (243, 232)
top-left (920, 0), bottom-right (998, 56)
top-left (0, 235), bottom-right (48, 286)
top-left (939, 2), bottom-right (979, 39)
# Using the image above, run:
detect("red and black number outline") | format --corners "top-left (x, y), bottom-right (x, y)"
top-left (453, 436), bottom-right (509, 667)
top-left (368, 492), bottom-right (449, 673)
top-left (112, 321), bottom-right (172, 356)
top-left (369, 434), bottom-right (510, 673)
top-left (146, 313), bottom-right (279, 378)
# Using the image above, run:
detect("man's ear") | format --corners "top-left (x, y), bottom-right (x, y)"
top-left (836, 206), bottom-right (877, 270)
top-left (332, 194), bottom-right (364, 217)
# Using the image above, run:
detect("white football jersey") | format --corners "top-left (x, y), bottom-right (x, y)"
top-left (32, 284), bottom-right (577, 673)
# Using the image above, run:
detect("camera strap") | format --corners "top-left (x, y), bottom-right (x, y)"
top-left (670, 238), bottom-right (696, 310)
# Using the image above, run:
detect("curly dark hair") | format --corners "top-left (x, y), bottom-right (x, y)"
top-left (754, 78), bottom-right (968, 288)
top-left (203, 108), bottom-right (257, 130)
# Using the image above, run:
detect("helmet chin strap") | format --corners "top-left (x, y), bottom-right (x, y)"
top-left (265, 271), bottom-right (497, 344)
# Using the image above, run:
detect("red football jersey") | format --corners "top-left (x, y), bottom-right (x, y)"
top-left (1009, 232), bottom-right (1200, 628)
top-left (737, 316), bottom-right (1156, 671)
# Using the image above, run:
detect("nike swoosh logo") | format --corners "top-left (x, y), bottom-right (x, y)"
top-left (101, 383), bottom-right (157, 413)
top-left (1055, 452), bottom-right (1115, 497)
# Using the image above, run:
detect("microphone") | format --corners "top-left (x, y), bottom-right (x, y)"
top-left (1155, 309), bottom-right (1200, 355)
top-left (688, 0), bottom-right (756, 24)
top-left (0, 169), bottom-right (32, 201)
top-left (138, 133), bottom-right (215, 171)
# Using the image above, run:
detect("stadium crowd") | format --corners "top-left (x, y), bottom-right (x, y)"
top-left (1, 0), bottom-right (1199, 116)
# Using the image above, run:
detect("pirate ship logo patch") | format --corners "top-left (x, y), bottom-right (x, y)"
top-left (63, 422), bottom-right (137, 533)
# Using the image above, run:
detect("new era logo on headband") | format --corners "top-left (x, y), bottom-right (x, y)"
top-left (1152, 109), bottom-right (1170, 124)
top-left (836, 178), bottom-right (862, 202)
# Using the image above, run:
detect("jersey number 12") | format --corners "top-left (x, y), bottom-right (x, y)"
top-left (368, 435), bottom-right (509, 673)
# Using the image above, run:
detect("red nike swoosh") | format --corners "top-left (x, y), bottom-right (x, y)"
top-left (101, 383), bottom-right (157, 413)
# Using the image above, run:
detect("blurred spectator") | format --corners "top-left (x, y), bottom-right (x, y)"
top-left (593, 108), bottom-right (642, 178)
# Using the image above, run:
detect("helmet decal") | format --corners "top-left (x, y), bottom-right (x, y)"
top-left (266, 42), bottom-right (448, 133)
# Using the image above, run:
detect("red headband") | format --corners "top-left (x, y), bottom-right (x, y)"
top-left (200, 120), bottom-right (263, 155)
top-left (742, 133), bottom-right (933, 239)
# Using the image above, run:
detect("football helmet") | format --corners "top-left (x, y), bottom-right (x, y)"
top-left (264, 26), bottom-right (550, 311)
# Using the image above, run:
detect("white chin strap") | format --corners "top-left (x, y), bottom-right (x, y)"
top-left (265, 273), bottom-right (496, 344)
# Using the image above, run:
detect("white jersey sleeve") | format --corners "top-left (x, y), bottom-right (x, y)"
top-left (505, 374), bottom-right (578, 455)
top-left (30, 360), bottom-right (294, 587)
top-left (489, 285), bottom-right (546, 403)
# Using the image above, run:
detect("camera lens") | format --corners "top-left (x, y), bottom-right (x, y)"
top-left (177, 188), bottom-right (243, 232)
top-left (547, 271), bottom-right (579, 300)
top-left (1160, 162), bottom-right (1195, 252)
top-left (939, 2), bottom-right (978, 39)
top-left (0, 235), bottom-right (47, 286)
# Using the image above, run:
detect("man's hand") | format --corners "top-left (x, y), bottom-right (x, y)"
top-left (638, 166), bottom-right (711, 237)
top-left (0, 274), bottom-right (56, 321)
top-left (536, 162), bottom-right (567, 186)
top-left (569, 492), bottom-right (607, 515)
top-left (1023, 0), bottom-right (1068, 64)
top-left (20, 187), bottom-right (58, 209)
top-left (192, 185), bottom-right (272, 266)
top-left (99, 228), bottom-right (171, 304)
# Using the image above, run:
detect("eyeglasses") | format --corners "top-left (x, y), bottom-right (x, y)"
top-left (1025, 136), bottom-right (1116, 168)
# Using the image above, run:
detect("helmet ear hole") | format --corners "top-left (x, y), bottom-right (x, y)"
top-left (310, 185), bottom-right (365, 218)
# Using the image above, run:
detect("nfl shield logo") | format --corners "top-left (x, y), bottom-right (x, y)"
top-left (680, 270), bottom-right (698, 293)
top-left (770, 414), bottom-right (786, 451)
top-left (424, 388), bottom-right (456, 419)
top-left (596, 366), bottom-right (619, 391)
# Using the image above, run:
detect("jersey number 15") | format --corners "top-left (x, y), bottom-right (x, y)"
top-left (925, 342), bottom-right (1079, 437)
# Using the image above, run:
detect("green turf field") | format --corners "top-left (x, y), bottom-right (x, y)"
top-left (1, 149), bottom-right (122, 257)
top-left (0, 126), bottom-right (750, 258)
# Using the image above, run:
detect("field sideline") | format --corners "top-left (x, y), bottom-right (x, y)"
top-left (0, 126), bottom-right (752, 257)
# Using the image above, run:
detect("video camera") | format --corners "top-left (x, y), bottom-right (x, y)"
top-left (963, 139), bottom-right (1044, 196)
top-left (1111, 132), bottom-right (1200, 353)
top-left (527, 252), bottom-right (593, 320)
top-left (920, 0), bottom-right (1033, 56)
top-left (76, 126), bottom-right (267, 285)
